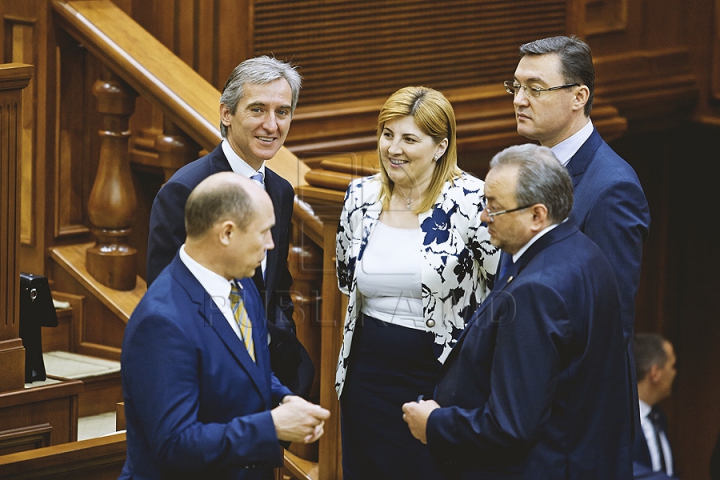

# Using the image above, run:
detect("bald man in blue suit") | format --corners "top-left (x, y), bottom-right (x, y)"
top-left (121, 173), bottom-right (329, 479)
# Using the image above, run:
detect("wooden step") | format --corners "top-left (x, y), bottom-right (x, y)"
top-left (43, 351), bottom-right (122, 418)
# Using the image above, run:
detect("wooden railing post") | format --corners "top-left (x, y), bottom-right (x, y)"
top-left (86, 69), bottom-right (139, 291)
top-left (0, 63), bottom-right (33, 393)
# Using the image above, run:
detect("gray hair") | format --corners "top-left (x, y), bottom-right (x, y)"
top-left (519, 35), bottom-right (595, 116)
top-left (489, 143), bottom-right (573, 223)
top-left (219, 56), bottom-right (302, 137)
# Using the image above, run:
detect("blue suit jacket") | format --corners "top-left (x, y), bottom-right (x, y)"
top-left (120, 255), bottom-right (293, 479)
top-left (633, 462), bottom-right (675, 480)
top-left (567, 127), bottom-right (651, 440)
top-left (567, 127), bottom-right (650, 342)
top-left (147, 144), bottom-right (295, 326)
top-left (426, 221), bottom-right (633, 480)
top-left (146, 144), bottom-right (313, 397)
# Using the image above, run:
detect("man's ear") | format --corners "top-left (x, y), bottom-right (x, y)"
top-left (219, 103), bottom-right (232, 127)
top-left (218, 220), bottom-right (235, 246)
top-left (648, 363), bottom-right (662, 383)
top-left (573, 86), bottom-right (589, 112)
top-left (529, 203), bottom-right (549, 232)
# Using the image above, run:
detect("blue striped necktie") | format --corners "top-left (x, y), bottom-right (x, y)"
top-left (250, 171), bottom-right (264, 186)
top-left (229, 282), bottom-right (255, 361)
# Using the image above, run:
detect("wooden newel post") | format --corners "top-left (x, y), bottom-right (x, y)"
top-left (0, 63), bottom-right (33, 393)
top-left (86, 72), bottom-right (139, 291)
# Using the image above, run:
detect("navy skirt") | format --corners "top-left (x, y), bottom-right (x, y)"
top-left (341, 314), bottom-right (442, 480)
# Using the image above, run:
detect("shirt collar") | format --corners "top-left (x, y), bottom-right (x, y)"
top-left (221, 139), bottom-right (266, 180)
top-left (512, 219), bottom-right (565, 263)
top-left (551, 119), bottom-right (594, 166)
top-left (639, 399), bottom-right (652, 418)
top-left (179, 244), bottom-right (233, 306)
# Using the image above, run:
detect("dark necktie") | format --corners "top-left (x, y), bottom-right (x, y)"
top-left (497, 252), bottom-right (519, 283)
top-left (649, 406), bottom-right (668, 473)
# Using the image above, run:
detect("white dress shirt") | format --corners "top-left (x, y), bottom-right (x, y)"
top-left (179, 244), bottom-right (244, 342)
top-left (550, 118), bottom-right (594, 166)
top-left (221, 139), bottom-right (267, 275)
top-left (639, 399), bottom-right (674, 475)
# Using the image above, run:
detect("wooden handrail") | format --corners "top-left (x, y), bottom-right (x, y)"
top-left (52, 0), bottom-right (220, 151)
top-left (50, 0), bottom-right (306, 184)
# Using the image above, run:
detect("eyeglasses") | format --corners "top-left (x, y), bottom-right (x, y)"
top-left (481, 195), bottom-right (534, 222)
top-left (503, 80), bottom-right (580, 98)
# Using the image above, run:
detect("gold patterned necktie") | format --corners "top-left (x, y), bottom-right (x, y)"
top-left (229, 282), bottom-right (255, 361)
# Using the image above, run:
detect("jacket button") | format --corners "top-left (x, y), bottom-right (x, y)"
top-left (426, 319), bottom-right (435, 328)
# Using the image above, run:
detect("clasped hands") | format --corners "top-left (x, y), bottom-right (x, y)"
top-left (272, 395), bottom-right (331, 444)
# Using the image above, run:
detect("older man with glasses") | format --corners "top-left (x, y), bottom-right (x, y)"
top-left (402, 144), bottom-right (633, 479)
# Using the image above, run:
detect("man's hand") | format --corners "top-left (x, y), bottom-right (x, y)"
top-left (402, 399), bottom-right (440, 444)
top-left (271, 395), bottom-right (330, 444)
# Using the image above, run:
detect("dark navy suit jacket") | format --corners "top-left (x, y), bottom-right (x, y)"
top-left (567, 127), bottom-right (651, 440)
top-left (426, 221), bottom-right (633, 479)
top-left (120, 255), bottom-right (293, 479)
top-left (146, 144), bottom-right (313, 397)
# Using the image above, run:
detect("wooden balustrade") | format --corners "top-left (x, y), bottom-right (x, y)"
top-left (85, 70), bottom-right (139, 291)
top-left (154, 118), bottom-right (202, 183)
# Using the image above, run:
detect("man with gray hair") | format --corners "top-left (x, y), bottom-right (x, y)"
top-left (147, 56), bottom-right (314, 398)
top-left (403, 144), bottom-right (632, 479)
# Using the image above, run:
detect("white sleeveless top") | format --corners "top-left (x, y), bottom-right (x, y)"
top-left (356, 221), bottom-right (425, 330)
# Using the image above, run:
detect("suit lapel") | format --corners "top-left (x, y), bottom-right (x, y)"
top-left (566, 127), bottom-right (602, 188)
top-left (451, 222), bottom-right (578, 352)
top-left (171, 258), bottom-right (267, 397)
top-left (262, 170), bottom-right (283, 296)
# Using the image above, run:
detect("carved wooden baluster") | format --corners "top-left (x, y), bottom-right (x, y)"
top-left (155, 118), bottom-right (201, 183)
top-left (85, 72), bottom-right (139, 291)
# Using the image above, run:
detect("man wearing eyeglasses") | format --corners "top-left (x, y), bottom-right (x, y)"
top-left (505, 35), bottom-right (651, 444)
top-left (402, 144), bottom-right (633, 479)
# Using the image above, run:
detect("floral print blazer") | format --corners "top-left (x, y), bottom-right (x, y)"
top-left (335, 172), bottom-right (500, 397)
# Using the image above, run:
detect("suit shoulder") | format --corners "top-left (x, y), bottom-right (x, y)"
top-left (164, 155), bottom-right (215, 188)
top-left (590, 143), bottom-right (644, 184)
top-left (344, 174), bottom-right (381, 205)
top-left (450, 172), bottom-right (484, 193)
top-left (265, 167), bottom-right (294, 192)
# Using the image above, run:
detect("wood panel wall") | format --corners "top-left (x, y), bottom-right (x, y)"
top-left (251, 0), bottom-right (567, 105)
